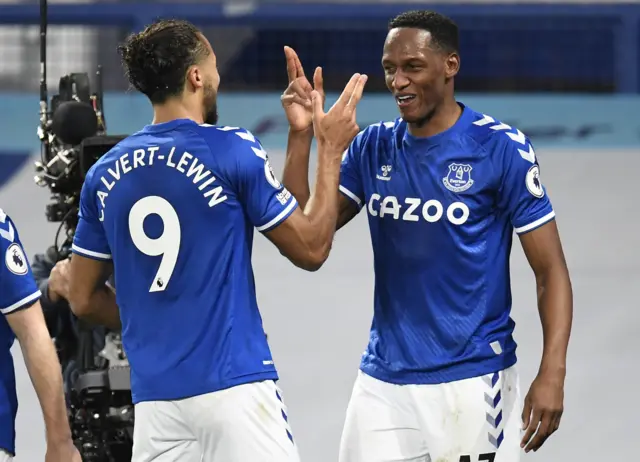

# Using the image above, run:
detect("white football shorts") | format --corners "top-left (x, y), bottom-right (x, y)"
top-left (339, 366), bottom-right (522, 462)
top-left (0, 450), bottom-right (11, 462)
top-left (132, 380), bottom-right (300, 462)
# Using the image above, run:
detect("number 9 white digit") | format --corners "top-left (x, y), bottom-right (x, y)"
top-left (129, 196), bottom-right (181, 292)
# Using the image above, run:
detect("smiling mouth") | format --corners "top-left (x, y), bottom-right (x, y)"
top-left (395, 95), bottom-right (416, 108)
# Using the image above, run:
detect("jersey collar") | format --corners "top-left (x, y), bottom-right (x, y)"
top-left (402, 102), bottom-right (473, 148)
top-left (141, 118), bottom-right (199, 134)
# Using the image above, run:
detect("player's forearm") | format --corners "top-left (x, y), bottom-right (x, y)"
top-left (536, 266), bottom-right (573, 378)
top-left (300, 145), bottom-right (343, 262)
top-left (282, 127), bottom-right (313, 208)
top-left (19, 321), bottom-right (73, 444)
top-left (70, 285), bottom-right (121, 330)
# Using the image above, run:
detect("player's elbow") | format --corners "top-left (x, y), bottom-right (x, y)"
top-left (69, 300), bottom-right (92, 319)
top-left (67, 287), bottom-right (93, 319)
top-left (290, 247), bottom-right (329, 272)
top-left (307, 243), bottom-right (333, 271)
top-left (297, 255), bottom-right (325, 272)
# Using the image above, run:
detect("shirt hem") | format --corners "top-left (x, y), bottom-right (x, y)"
top-left (131, 370), bottom-right (279, 404)
top-left (360, 352), bottom-right (518, 385)
top-left (0, 438), bottom-right (15, 457)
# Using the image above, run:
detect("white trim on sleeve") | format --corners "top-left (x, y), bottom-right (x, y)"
top-left (339, 185), bottom-right (362, 207)
top-left (1, 290), bottom-right (42, 315)
top-left (515, 211), bottom-right (556, 234)
top-left (71, 244), bottom-right (112, 260)
top-left (256, 198), bottom-right (298, 232)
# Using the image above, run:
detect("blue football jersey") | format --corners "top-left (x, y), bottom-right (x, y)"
top-left (340, 104), bottom-right (555, 384)
top-left (0, 209), bottom-right (41, 454)
top-left (72, 119), bottom-right (298, 403)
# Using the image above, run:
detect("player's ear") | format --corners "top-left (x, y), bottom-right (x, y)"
top-left (444, 52), bottom-right (460, 79)
top-left (186, 65), bottom-right (204, 91)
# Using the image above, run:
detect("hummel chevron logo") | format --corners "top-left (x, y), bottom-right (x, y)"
top-left (251, 146), bottom-right (267, 160)
top-left (489, 122), bottom-right (511, 132)
top-left (0, 221), bottom-right (15, 243)
top-left (216, 126), bottom-right (258, 144)
top-left (473, 114), bottom-right (536, 164)
top-left (517, 145), bottom-right (536, 164)
top-left (473, 114), bottom-right (495, 126)
top-left (489, 430), bottom-right (504, 449)
top-left (506, 129), bottom-right (526, 145)
top-left (486, 410), bottom-right (503, 428)
top-left (482, 372), bottom-right (500, 388)
top-left (235, 131), bottom-right (256, 143)
top-left (482, 371), bottom-right (505, 450)
top-left (484, 390), bottom-right (502, 408)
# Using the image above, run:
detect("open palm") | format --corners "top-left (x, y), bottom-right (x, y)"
top-left (281, 46), bottom-right (324, 132)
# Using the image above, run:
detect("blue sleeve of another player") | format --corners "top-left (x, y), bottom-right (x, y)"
top-left (72, 170), bottom-right (112, 260)
top-left (339, 129), bottom-right (367, 209)
top-left (232, 131), bottom-right (298, 233)
top-left (496, 135), bottom-right (555, 234)
top-left (0, 210), bottom-right (41, 315)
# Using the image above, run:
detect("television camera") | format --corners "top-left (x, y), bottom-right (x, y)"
top-left (32, 0), bottom-right (133, 460)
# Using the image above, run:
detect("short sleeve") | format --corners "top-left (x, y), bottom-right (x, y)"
top-left (496, 135), bottom-right (555, 234)
top-left (72, 170), bottom-right (112, 260)
top-left (339, 129), bottom-right (366, 209)
top-left (233, 131), bottom-right (298, 233)
top-left (0, 210), bottom-right (41, 315)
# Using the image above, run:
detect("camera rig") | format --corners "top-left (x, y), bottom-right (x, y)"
top-left (33, 0), bottom-right (133, 460)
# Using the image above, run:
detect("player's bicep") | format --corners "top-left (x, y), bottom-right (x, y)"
top-left (339, 130), bottom-right (366, 209)
top-left (68, 254), bottom-right (112, 309)
top-left (519, 220), bottom-right (569, 280)
top-left (5, 300), bottom-right (49, 343)
top-left (337, 194), bottom-right (359, 230)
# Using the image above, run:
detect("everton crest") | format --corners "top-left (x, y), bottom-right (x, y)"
top-left (443, 163), bottom-right (474, 193)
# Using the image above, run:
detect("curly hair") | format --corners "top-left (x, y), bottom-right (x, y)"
top-left (118, 19), bottom-right (210, 104)
top-left (388, 10), bottom-right (459, 53)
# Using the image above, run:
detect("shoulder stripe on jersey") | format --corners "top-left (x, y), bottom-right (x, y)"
top-left (369, 121), bottom-right (396, 129)
top-left (514, 211), bottom-right (556, 234)
top-left (71, 244), bottom-right (112, 260)
top-left (0, 221), bottom-right (14, 243)
top-left (251, 145), bottom-right (267, 160)
top-left (256, 198), bottom-right (297, 232)
top-left (473, 114), bottom-right (536, 164)
top-left (1, 290), bottom-right (41, 315)
top-left (339, 185), bottom-right (362, 207)
top-left (214, 126), bottom-right (258, 143)
top-left (212, 125), bottom-right (269, 163)
top-left (0, 209), bottom-right (15, 243)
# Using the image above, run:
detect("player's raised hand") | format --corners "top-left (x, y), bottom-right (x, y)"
top-left (520, 371), bottom-right (565, 453)
top-left (281, 46), bottom-right (325, 132)
top-left (312, 72), bottom-right (367, 154)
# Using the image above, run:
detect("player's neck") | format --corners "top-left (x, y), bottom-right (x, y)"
top-left (151, 101), bottom-right (204, 126)
top-left (407, 99), bottom-right (462, 139)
